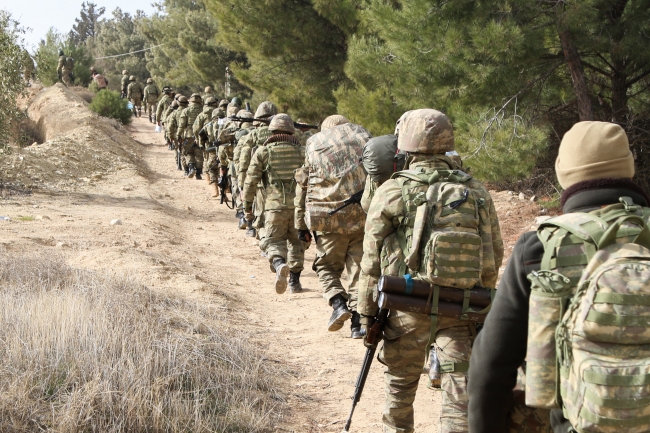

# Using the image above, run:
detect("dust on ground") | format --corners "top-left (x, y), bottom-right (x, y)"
top-left (0, 84), bottom-right (546, 432)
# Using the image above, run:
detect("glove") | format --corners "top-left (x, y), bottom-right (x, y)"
top-left (298, 229), bottom-right (312, 243)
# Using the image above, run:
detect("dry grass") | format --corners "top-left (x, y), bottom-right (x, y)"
top-left (0, 253), bottom-right (286, 432)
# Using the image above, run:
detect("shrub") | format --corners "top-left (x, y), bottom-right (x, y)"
top-left (88, 79), bottom-right (99, 93)
top-left (0, 253), bottom-right (286, 432)
top-left (88, 89), bottom-right (132, 125)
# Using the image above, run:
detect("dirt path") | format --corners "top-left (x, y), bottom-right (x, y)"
top-left (1, 111), bottom-right (546, 432)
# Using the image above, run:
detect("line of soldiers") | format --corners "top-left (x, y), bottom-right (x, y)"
top-left (154, 93), bottom-right (508, 432)
top-left (120, 70), bottom-right (161, 120)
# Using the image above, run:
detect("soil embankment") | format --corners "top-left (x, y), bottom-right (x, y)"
top-left (0, 85), bottom-right (547, 432)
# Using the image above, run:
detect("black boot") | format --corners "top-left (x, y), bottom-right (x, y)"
top-left (235, 210), bottom-right (244, 219)
top-left (289, 271), bottom-right (302, 293)
top-left (328, 294), bottom-right (352, 332)
top-left (272, 258), bottom-right (290, 294)
top-left (245, 220), bottom-right (256, 237)
top-left (238, 216), bottom-right (247, 230)
top-left (350, 311), bottom-right (362, 339)
top-left (184, 164), bottom-right (189, 176)
top-left (149, 114), bottom-right (152, 123)
top-left (195, 168), bottom-right (202, 180)
top-left (187, 163), bottom-right (196, 178)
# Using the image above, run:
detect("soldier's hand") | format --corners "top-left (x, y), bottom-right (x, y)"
top-left (361, 315), bottom-right (380, 348)
top-left (298, 229), bottom-right (312, 243)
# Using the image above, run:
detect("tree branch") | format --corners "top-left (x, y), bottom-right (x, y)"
top-left (626, 68), bottom-right (650, 88)
top-left (581, 60), bottom-right (612, 78)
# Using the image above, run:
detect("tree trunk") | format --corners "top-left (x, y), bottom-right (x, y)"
top-left (559, 29), bottom-right (594, 121)
top-left (611, 56), bottom-right (628, 122)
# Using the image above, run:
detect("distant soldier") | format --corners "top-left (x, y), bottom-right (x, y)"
top-left (203, 86), bottom-right (215, 101)
top-left (192, 96), bottom-right (219, 182)
top-left (22, 49), bottom-right (35, 85)
top-left (143, 78), bottom-right (160, 123)
top-left (169, 96), bottom-right (189, 173)
top-left (56, 49), bottom-right (75, 87)
top-left (204, 107), bottom-right (226, 197)
top-left (120, 70), bottom-right (129, 99)
top-left (230, 111), bottom-right (255, 220)
top-left (243, 114), bottom-right (306, 293)
top-left (178, 93), bottom-right (204, 179)
top-left (127, 76), bottom-right (143, 117)
top-left (90, 67), bottom-right (108, 91)
top-left (162, 97), bottom-right (180, 151)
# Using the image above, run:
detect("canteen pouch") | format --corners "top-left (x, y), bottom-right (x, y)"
top-left (525, 270), bottom-right (571, 408)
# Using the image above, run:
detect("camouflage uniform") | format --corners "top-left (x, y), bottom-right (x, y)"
top-left (358, 110), bottom-right (503, 433)
top-left (193, 98), bottom-right (218, 175)
top-left (57, 53), bottom-right (74, 87)
top-left (168, 99), bottom-right (187, 171)
top-left (178, 94), bottom-right (204, 178)
top-left (120, 71), bottom-right (129, 97)
top-left (127, 77), bottom-right (143, 116)
top-left (231, 116), bottom-right (255, 216)
top-left (143, 80), bottom-right (160, 121)
top-left (294, 120), bottom-right (371, 326)
top-left (243, 118), bottom-right (305, 278)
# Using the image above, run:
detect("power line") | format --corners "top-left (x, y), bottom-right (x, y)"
top-left (94, 44), bottom-right (165, 60)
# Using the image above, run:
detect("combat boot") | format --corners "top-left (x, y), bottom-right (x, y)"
top-left (187, 163), bottom-right (196, 178)
top-left (238, 216), bottom-right (247, 230)
top-left (195, 168), bottom-right (202, 180)
top-left (273, 258), bottom-right (290, 294)
top-left (328, 294), bottom-right (352, 332)
top-left (289, 271), bottom-right (302, 293)
top-left (350, 311), bottom-right (362, 339)
top-left (245, 220), bottom-right (256, 237)
top-left (235, 210), bottom-right (244, 219)
top-left (148, 114), bottom-right (152, 123)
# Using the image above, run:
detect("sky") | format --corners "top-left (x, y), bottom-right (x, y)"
top-left (4, 0), bottom-right (159, 51)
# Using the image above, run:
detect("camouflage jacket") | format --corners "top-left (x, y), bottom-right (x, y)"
top-left (294, 123), bottom-right (371, 234)
top-left (237, 126), bottom-right (272, 187)
top-left (143, 84), bottom-right (160, 104)
top-left (232, 125), bottom-right (254, 176)
top-left (178, 103), bottom-right (203, 139)
top-left (168, 108), bottom-right (184, 141)
top-left (57, 55), bottom-right (73, 74)
top-left (162, 104), bottom-right (176, 126)
top-left (193, 106), bottom-right (213, 146)
top-left (127, 82), bottom-right (143, 99)
top-left (120, 75), bottom-right (129, 93)
top-left (156, 94), bottom-right (173, 124)
top-left (242, 135), bottom-right (305, 211)
top-left (357, 156), bottom-right (504, 317)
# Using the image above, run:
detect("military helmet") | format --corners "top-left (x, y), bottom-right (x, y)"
top-left (394, 111), bottom-right (413, 136)
top-left (269, 113), bottom-right (295, 134)
top-left (212, 108), bottom-right (225, 119)
top-left (129, 75), bottom-right (136, 81)
top-left (178, 95), bottom-right (189, 105)
top-left (227, 103), bottom-right (240, 117)
top-left (321, 114), bottom-right (349, 131)
top-left (122, 70), bottom-right (128, 75)
top-left (174, 93), bottom-right (181, 101)
top-left (147, 78), bottom-right (153, 83)
top-left (171, 100), bottom-right (179, 108)
top-left (230, 96), bottom-right (242, 107)
top-left (205, 96), bottom-right (218, 107)
top-left (218, 99), bottom-right (229, 108)
top-left (59, 49), bottom-right (64, 56)
top-left (254, 101), bottom-right (278, 119)
top-left (163, 86), bottom-right (172, 93)
top-left (204, 86), bottom-right (213, 94)
top-left (189, 93), bottom-right (203, 104)
top-left (237, 110), bottom-right (253, 119)
top-left (397, 109), bottom-right (454, 154)
top-left (90, 66), bottom-right (96, 73)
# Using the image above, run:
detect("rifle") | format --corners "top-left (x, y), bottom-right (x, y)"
top-left (229, 116), bottom-right (319, 130)
top-left (218, 169), bottom-right (235, 209)
top-left (343, 308), bottom-right (389, 432)
top-left (198, 121), bottom-right (213, 140)
top-left (205, 140), bottom-right (222, 153)
top-left (328, 190), bottom-right (364, 216)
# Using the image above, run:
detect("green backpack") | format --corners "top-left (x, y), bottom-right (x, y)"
top-left (526, 197), bottom-right (650, 432)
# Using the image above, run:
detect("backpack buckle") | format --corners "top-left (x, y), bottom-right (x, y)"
top-left (619, 196), bottom-right (638, 213)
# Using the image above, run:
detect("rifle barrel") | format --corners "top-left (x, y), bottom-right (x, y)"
top-left (344, 345), bottom-right (376, 432)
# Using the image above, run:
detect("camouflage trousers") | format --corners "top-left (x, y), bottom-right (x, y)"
top-left (230, 176), bottom-right (243, 212)
top-left (205, 151), bottom-right (218, 179)
top-left (184, 140), bottom-right (204, 170)
top-left (130, 96), bottom-right (142, 116)
top-left (508, 368), bottom-right (553, 433)
top-left (61, 70), bottom-right (73, 87)
top-left (259, 209), bottom-right (305, 273)
top-left (312, 230), bottom-right (363, 311)
top-left (254, 188), bottom-right (266, 238)
top-left (145, 101), bottom-right (157, 118)
top-left (379, 314), bottom-right (472, 433)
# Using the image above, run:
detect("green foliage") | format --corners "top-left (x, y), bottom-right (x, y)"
top-left (0, 10), bottom-right (26, 149)
top-left (89, 90), bottom-right (132, 125)
top-left (70, 2), bottom-right (105, 44)
top-left (34, 29), bottom-right (94, 86)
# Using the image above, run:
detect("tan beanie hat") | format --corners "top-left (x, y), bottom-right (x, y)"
top-left (321, 114), bottom-right (349, 131)
top-left (555, 121), bottom-right (634, 189)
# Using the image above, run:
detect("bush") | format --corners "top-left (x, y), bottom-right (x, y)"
top-left (0, 253), bottom-right (286, 432)
top-left (89, 90), bottom-right (132, 125)
top-left (88, 79), bottom-right (99, 93)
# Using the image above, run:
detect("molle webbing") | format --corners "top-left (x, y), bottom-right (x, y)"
top-left (266, 142), bottom-right (303, 205)
top-left (263, 134), bottom-right (302, 147)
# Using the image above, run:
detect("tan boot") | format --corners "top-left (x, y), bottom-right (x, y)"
top-left (210, 182), bottom-right (219, 198)
top-left (205, 172), bottom-right (211, 184)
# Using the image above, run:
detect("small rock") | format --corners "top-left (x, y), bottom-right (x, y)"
top-left (249, 275), bottom-right (256, 279)
top-left (55, 171), bottom-right (63, 175)
top-left (187, 206), bottom-right (191, 210)
top-left (518, 192), bottom-right (526, 200)
top-left (110, 219), bottom-right (122, 226)
top-left (530, 195), bottom-right (537, 202)
top-left (189, 262), bottom-right (195, 267)
top-left (197, 226), bottom-right (203, 230)
top-left (122, 186), bottom-right (132, 191)
top-left (508, 191), bottom-right (514, 195)
top-left (35, 215), bottom-right (51, 220)
top-left (55, 242), bottom-right (68, 248)
top-left (193, 323), bottom-right (210, 335)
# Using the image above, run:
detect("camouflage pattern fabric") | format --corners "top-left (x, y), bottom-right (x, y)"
top-left (294, 123), bottom-right (371, 234)
top-left (361, 176), bottom-right (378, 213)
top-left (156, 94), bottom-right (172, 124)
top-left (259, 209), bottom-right (305, 273)
top-left (57, 55), bottom-right (74, 86)
top-left (184, 139), bottom-right (203, 170)
top-left (120, 74), bottom-right (129, 94)
top-left (219, 144), bottom-right (234, 169)
top-left (143, 84), bottom-right (160, 114)
top-left (237, 126), bottom-right (273, 187)
top-left (312, 231), bottom-right (364, 309)
top-left (509, 369), bottom-right (552, 433)
top-left (178, 103), bottom-right (203, 139)
top-left (127, 81), bottom-right (143, 99)
top-left (379, 314), bottom-right (473, 433)
top-left (397, 109), bottom-right (454, 154)
top-left (193, 106), bottom-right (213, 148)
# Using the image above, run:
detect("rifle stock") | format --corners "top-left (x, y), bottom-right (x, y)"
top-left (229, 116), bottom-right (319, 130)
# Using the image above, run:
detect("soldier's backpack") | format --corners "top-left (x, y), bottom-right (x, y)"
top-left (362, 134), bottom-right (405, 185)
top-left (64, 56), bottom-right (74, 70)
top-left (525, 197), bottom-right (650, 433)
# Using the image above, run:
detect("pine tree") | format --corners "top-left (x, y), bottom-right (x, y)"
top-left (70, 2), bottom-right (106, 44)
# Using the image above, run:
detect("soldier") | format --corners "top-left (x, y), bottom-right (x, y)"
top-left (294, 114), bottom-right (370, 337)
top-left (127, 76), bottom-right (144, 117)
top-left (231, 111), bottom-right (255, 220)
top-left (203, 107), bottom-right (225, 197)
top-left (56, 49), bottom-right (75, 87)
top-left (161, 93), bottom-right (180, 150)
top-left (157, 87), bottom-right (175, 149)
top-left (178, 93), bottom-right (204, 179)
top-left (90, 67), bottom-right (108, 91)
top-left (169, 96), bottom-right (189, 173)
top-left (143, 78), bottom-right (160, 123)
top-left (243, 114), bottom-right (306, 293)
top-left (120, 70), bottom-right (129, 99)
top-left (203, 86), bottom-right (215, 101)
top-left (468, 121), bottom-right (648, 433)
top-left (193, 96), bottom-right (219, 182)
top-left (217, 108), bottom-right (252, 212)
top-left (358, 109), bottom-right (503, 433)
top-left (237, 101), bottom-right (278, 237)
top-left (22, 49), bottom-right (35, 85)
